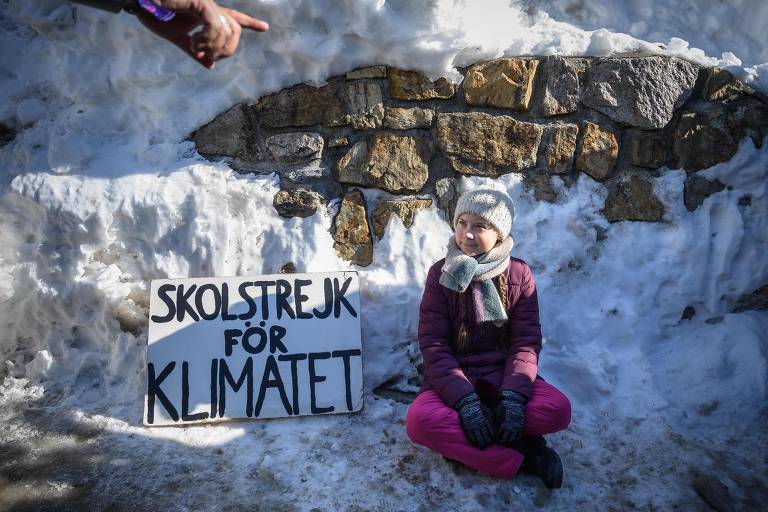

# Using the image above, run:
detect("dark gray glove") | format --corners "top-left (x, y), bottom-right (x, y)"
top-left (454, 392), bottom-right (494, 449)
top-left (495, 389), bottom-right (527, 446)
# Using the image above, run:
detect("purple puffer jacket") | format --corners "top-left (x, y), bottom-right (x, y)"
top-left (418, 257), bottom-right (542, 408)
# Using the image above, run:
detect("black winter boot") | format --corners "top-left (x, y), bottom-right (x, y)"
top-left (518, 435), bottom-right (563, 489)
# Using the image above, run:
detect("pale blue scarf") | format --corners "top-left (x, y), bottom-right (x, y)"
top-left (439, 236), bottom-right (514, 326)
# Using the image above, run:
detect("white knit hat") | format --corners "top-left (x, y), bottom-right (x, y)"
top-left (453, 187), bottom-right (515, 236)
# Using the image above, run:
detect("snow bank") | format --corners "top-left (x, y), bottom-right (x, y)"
top-left (1, 0), bottom-right (767, 509)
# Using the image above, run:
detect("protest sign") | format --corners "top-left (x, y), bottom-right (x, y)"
top-left (144, 272), bottom-right (363, 426)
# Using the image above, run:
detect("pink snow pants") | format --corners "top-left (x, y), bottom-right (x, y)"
top-left (406, 379), bottom-right (571, 479)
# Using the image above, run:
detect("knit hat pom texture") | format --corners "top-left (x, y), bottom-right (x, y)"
top-left (453, 188), bottom-right (515, 237)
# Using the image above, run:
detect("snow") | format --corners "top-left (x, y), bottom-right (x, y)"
top-left (1, 0), bottom-right (767, 510)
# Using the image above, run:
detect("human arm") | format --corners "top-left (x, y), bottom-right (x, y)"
top-left (418, 262), bottom-right (476, 409)
top-left (500, 262), bottom-right (542, 399)
top-left (70, 0), bottom-right (269, 69)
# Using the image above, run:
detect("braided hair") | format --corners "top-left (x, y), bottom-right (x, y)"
top-left (453, 272), bottom-right (510, 354)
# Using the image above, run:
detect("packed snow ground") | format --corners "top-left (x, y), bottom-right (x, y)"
top-left (1, 1), bottom-right (767, 510)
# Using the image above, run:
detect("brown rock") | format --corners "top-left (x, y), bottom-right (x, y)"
top-left (383, 107), bottom-right (434, 130)
top-left (273, 189), bottom-right (323, 218)
top-left (683, 175), bottom-right (725, 211)
top-left (333, 191), bottom-right (373, 266)
top-left (524, 174), bottom-right (557, 203)
top-left (673, 109), bottom-right (737, 172)
top-left (256, 82), bottom-right (344, 128)
top-left (544, 123), bottom-right (578, 174)
top-left (346, 66), bottom-right (387, 79)
top-left (371, 198), bottom-right (433, 239)
top-left (463, 58), bottom-right (538, 111)
top-left (576, 122), bottom-right (618, 181)
top-left (337, 134), bottom-right (431, 193)
top-left (626, 129), bottom-right (668, 169)
top-left (388, 69), bottom-right (455, 100)
top-left (436, 112), bottom-right (542, 176)
top-left (700, 67), bottom-right (752, 102)
top-left (538, 56), bottom-right (580, 116)
top-left (602, 173), bottom-right (664, 222)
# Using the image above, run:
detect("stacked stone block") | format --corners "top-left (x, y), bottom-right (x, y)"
top-left (192, 56), bottom-right (768, 266)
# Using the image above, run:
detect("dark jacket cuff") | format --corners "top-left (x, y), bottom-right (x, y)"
top-left (502, 373), bottom-right (535, 399)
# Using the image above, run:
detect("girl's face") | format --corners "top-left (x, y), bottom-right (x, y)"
top-left (455, 213), bottom-right (501, 257)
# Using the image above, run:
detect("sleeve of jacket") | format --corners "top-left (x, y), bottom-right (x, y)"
top-left (501, 263), bottom-right (542, 399)
top-left (418, 263), bottom-right (476, 408)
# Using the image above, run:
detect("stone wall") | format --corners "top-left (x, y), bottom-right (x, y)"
top-left (192, 56), bottom-right (768, 266)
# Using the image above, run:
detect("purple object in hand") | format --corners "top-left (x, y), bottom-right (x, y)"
top-left (137, 0), bottom-right (176, 21)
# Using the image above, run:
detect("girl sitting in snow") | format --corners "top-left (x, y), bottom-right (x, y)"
top-left (406, 187), bottom-right (571, 489)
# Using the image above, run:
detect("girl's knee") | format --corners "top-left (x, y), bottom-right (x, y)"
top-left (527, 389), bottom-right (572, 433)
top-left (406, 395), bottom-right (457, 443)
top-left (553, 394), bottom-right (571, 431)
top-left (405, 404), bottom-right (426, 442)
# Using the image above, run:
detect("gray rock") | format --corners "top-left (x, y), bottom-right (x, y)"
top-left (0, 121), bottom-right (17, 147)
top-left (333, 191), bottom-right (373, 266)
top-left (265, 132), bottom-right (324, 163)
top-left (436, 112), bottom-right (542, 176)
top-left (341, 80), bottom-right (384, 129)
top-left (256, 82), bottom-right (344, 128)
top-left (538, 56), bottom-right (580, 116)
top-left (582, 56), bottom-right (699, 129)
top-left (337, 134), bottom-right (431, 194)
top-left (544, 123), bottom-right (578, 174)
top-left (692, 473), bottom-right (734, 512)
top-left (192, 103), bottom-right (256, 160)
top-left (279, 165), bottom-right (327, 183)
top-left (683, 175), bottom-right (725, 211)
top-left (602, 173), bottom-right (665, 222)
top-left (673, 109), bottom-right (737, 172)
top-left (733, 284), bottom-right (768, 313)
top-left (626, 129), bottom-right (668, 169)
top-left (273, 189), bottom-right (323, 218)
top-left (435, 177), bottom-right (459, 223)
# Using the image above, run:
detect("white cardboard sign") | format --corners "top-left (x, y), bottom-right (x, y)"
top-left (144, 272), bottom-right (363, 426)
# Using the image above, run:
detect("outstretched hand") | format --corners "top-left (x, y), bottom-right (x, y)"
top-left (134, 0), bottom-right (269, 69)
